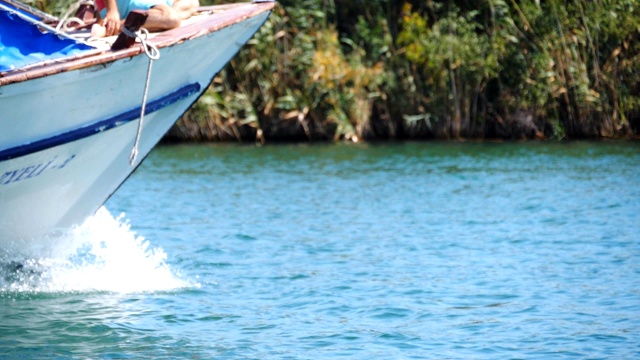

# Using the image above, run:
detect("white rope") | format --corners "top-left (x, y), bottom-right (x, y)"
top-left (128, 28), bottom-right (161, 166)
top-left (61, 17), bottom-right (85, 32)
top-left (56, 0), bottom-right (94, 31)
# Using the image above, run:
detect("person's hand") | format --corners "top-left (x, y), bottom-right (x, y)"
top-left (103, 8), bottom-right (122, 36)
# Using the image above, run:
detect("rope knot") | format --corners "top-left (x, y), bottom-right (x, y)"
top-left (122, 28), bottom-right (160, 60)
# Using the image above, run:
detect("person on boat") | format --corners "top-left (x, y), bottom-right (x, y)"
top-left (93, 0), bottom-right (199, 37)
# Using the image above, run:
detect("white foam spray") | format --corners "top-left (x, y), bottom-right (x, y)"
top-left (0, 207), bottom-right (193, 294)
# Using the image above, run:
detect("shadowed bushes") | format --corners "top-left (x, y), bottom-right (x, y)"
top-left (170, 0), bottom-right (640, 142)
top-left (30, 0), bottom-right (640, 141)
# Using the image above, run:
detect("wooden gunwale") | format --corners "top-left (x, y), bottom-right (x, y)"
top-left (0, 2), bottom-right (274, 87)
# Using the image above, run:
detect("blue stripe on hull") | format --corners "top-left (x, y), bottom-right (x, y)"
top-left (0, 82), bottom-right (201, 161)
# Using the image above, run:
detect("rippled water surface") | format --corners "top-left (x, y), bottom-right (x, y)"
top-left (1, 141), bottom-right (639, 358)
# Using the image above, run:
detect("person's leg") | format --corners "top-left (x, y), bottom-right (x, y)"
top-left (140, 0), bottom-right (199, 32)
top-left (143, 4), bottom-right (181, 31)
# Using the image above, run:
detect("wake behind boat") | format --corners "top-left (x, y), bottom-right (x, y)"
top-left (0, 0), bottom-right (274, 245)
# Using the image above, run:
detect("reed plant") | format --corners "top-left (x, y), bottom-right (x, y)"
top-left (170, 0), bottom-right (391, 142)
top-left (27, 0), bottom-right (640, 141)
top-left (25, 0), bottom-right (76, 16)
top-left (174, 0), bottom-right (639, 141)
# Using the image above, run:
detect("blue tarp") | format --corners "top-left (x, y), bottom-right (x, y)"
top-left (0, 6), bottom-right (94, 72)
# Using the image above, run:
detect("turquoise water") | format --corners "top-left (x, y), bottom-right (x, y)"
top-left (1, 141), bottom-right (639, 358)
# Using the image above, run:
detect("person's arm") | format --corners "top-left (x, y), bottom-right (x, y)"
top-left (103, 0), bottom-right (122, 36)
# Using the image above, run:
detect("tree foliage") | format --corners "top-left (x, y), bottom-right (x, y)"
top-left (28, 0), bottom-right (640, 141)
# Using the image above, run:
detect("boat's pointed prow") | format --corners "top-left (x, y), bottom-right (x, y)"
top-left (0, 1), bottom-right (275, 244)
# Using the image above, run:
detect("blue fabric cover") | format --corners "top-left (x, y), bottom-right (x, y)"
top-left (0, 8), bottom-right (94, 72)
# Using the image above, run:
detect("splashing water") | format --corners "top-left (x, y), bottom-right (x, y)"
top-left (0, 207), bottom-right (192, 294)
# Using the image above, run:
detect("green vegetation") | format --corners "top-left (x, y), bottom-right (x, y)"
top-left (33, 0), bottom-right (640, 141)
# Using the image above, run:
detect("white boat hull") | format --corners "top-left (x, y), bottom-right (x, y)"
top-left (0, 7), bottom-right (271, 246)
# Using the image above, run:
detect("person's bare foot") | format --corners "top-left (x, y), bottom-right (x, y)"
top-left (172, 0), bottom-right (199, 20)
